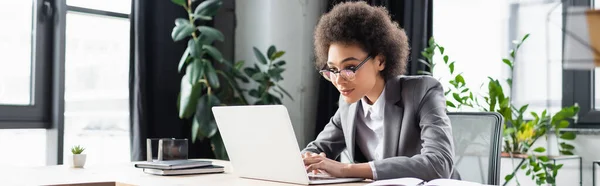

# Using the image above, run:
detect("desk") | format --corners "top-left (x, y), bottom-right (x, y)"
top-left (0, 159), bottom-right (370, 186)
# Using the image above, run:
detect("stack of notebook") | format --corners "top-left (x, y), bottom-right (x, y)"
top-left (134, 159), bottom-right (224, 176)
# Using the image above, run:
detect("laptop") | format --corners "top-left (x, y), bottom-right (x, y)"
top-left (212, 105), bottom-right (365, 185)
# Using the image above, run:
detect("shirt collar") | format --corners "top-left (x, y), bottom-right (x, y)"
top-left (360, 87), bottom-right (386, 118)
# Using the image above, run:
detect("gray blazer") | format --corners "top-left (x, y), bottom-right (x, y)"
top-left (302, 75), bottom-right (457, 181)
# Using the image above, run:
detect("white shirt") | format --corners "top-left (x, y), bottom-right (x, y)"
top-left (355, 88), bottom-right (385, 180)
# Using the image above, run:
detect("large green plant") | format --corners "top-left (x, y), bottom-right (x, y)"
top-left (421, 35), bottom-right (579, 186)
top-left (171, 0), bottom-right (246, 160)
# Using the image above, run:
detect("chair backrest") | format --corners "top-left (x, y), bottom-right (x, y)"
top-left (448, 112), bottom-right (503, 185)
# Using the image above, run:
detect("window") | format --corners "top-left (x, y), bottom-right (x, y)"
top-left (0, 0), bottom-right (51, 127)
top-left (433, 0), bottom-right (566, 118)
top-left (63, 2), bottom-right (131, 165)
top-left (0, 0), bottom-right (52, 166)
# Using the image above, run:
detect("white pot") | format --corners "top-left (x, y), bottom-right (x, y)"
top-left (69, 154), bottom-right (87, 168)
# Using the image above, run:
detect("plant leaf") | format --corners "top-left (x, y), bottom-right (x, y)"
top-left (248, 89), bottom-right (260, 98)
top-left (172, 18), bottom-right (195, 41)
top-left (455, 74), bottom-right (465, 87)
top-left (443, 55), bottom-right (449, 63)
top-left (439, 46), bottom-right (445, 54)
top-left (251, 72), bottom-right (266, 82)
top-left (205, 62), bottom-right (220, 89)
top-left (234, 61), bottom-right (245, 70)
top-left (449, 62), bottom-right (455, 74)
top-left (560, 142), bottom-right (575, 150)
top-left (270, 51), bottom-right (285, 61)
top-left (267, 46), bottom-right (276, 59)
top-left (533, 147), bottom-right (546, 153)
top-left (560, 132), bottom-right (576, 140)
top-left (505, 174), bottom-right (514, 181)
top-left (253, 47), bottom-right (268, 64)
top-left (188, 39), bottom-right (201, 58)
top-left (557, 120), bottom-right (570, 128)
top-left (189, 59), bottom-right (205, 84)
top-left (268, 68), bottom-right (285, 81)
top-left (560, 150), bottom-right (574, 155)
top-left (203, 45), bottom-right (224, 63)
top-left (171, 0), bottom-right (187, 7)
top-left (274, 60), bottom-right (286, 67)
top-left (198, 26), bottom-right (224, 42)
top-left (502, 58), bottom-right (513, 69)
top-left (194, 0), bottom-right (222, 17)
top-left (446, 101), bottom-right (456, 108)
top-left (211, 131), bottom-right (229, 160)
top-left (244, 67), bottom-right (258, 77)
top-left (178, 73), bottom-right (204, 119)
top-left (178, 48), bottom-right (191, 73)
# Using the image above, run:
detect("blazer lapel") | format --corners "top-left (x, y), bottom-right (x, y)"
top-left (383, 78), bottom-right (404, 158)
top-left (346, 102), bottom-right (357, 162)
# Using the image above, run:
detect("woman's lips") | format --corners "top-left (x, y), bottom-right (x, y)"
top-left (340, 89), bottom-right (354, 96)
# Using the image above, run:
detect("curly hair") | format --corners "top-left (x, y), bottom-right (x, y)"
top-left (314, 1), bottom-right (409, 80)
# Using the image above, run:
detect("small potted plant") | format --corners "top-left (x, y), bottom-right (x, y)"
top-left (69, 145), bottom-right (86, 168)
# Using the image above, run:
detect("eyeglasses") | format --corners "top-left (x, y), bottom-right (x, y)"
top-left (319, 56), bottom-right (372, 82)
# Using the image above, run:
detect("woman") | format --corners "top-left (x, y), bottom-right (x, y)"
top-left (301, 1), bottom-right (458, 181)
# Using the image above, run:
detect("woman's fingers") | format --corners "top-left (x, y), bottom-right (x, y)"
top-left (306, 161), bottom-right (325, 173)
top-left (303, 155), bottom-right (325, 165)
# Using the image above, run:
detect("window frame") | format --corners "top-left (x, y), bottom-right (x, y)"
top-left (0, 0), bottom-right (53, 129)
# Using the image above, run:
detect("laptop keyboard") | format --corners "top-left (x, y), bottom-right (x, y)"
top-left (308, 173), bottom-right (338, 180)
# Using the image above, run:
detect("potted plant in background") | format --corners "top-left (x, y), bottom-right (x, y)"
top-left (170, 0), bottom-right (293, 160)
top-left (69, 145), bottom-right (86, 168)
top-left (420, 34), bottom-right (580, 186)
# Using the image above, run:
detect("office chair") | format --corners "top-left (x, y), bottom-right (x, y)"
top-left (449, 112), bottom-right (503, 185)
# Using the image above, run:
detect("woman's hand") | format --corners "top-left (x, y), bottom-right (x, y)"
top-left (303, 153), bottom-right (351, 178)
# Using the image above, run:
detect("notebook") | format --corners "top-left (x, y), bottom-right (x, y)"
top-left (143, 165), bottom-right (225, 176)
top-left (134, 159), bottom-right (212, 170)
top-left (365, 178), bottom-right (482, 186)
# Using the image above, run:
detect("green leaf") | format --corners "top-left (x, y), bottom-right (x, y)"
top-left (560, 150), bottom-right (574, 155)
top-left (276, 84), bottom-right (294, 101)
top-left (211, 131), bottom-right (229, 160)
top-left (234, 61), bottom-right (245, 70)
top-left (526, 169), bottom-right (532, 176)
top-left (205, 63), bottom-right (220, 89)
top-left (521, 164), bottom-right (527, 170)
top-left (443, 55), bottom-right (449, 63)
top-left (560, 142), bottom-right (575, 150)
top-left (267, 46), bottom-right (276, 59)
top-left (171, 0), bottom-right (187, 7)
top-left (453, 93), bottom-right (462, 103)
top-left (198, 26), bottom-right (224, 42)
top-left (510, 49), bottom-right (516, 59)
top-left (268, 68), bottom-right (285, 81)
top-left (172, 18), bottom-right (195, 41)
top-left (194, 94), bottom-right (220, 139)
top-left (418, 59), bottom-right (432, 69)
top-left (461, 88), bottom-right (470, 93)
top-left (533, 147), bottom-right (546, 153)
top-left (446, 101), bottom-right (456, 108)
top-left (203, 45), bottom-right (224, 62)
top-left (248, 89), bottom-right (260, 98)
top-left (272, 88), bottom-right (285, 99)
top-left (194, 0), bottom-right (222, 17)
top-left (455, 74), bottom-right (465, 87)
top-left (188, 39), bottom-right (201, 58)
top-left (502, 58), bottom-right (513, 69)
top-left (438, 46), bottom-right (445, 54)
top-left (521, 33), bottom-right (530, 42)
top-left (449, 62), bottom-right (455, 74)
top-left (274, 60), bottom-right (286, 67)
top-left (507, 78), bottom-right (512, 87)
top-left (244, 67), bottom-right (259, 77)
top-left (253, 47), bottom-right (268, 64)
top-left (189, 59), bottom-right (205, 84)
top-left (251, 72), bottom-right (266, 82)
top-left (557, 120), bottom-right (570, 128)
top-left (504, 174), bottom-right (514, 181)
top-left (178, 74), bottom-right (204, 119)
top-left (194, 15), bottom-right (212, 21)
top-left (270, 51), bottom-right (285, 61)
top-left (538, 156), bottom-right (549, 162)
top-left (178, 48), bottom-right (191, 73)
top-left (560, 132), bottom-right (576, 140)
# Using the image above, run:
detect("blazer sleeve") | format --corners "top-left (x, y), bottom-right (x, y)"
top-left (301, 108), bottom-right (347, 160)
top-left (372, 77), bottom-right (455, 181)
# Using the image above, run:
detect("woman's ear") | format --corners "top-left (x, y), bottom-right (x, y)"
top-left (375, 54), bottom-right (385, 71)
